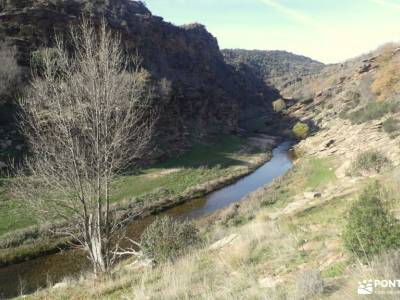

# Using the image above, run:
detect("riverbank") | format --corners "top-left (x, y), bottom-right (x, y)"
top-left (27, 136), bottom-right (390, 300)
top-left (0, 134), bottom-right (278, 267)
top-left (2, 140), bottom-right (294, 299)
top-left (23, 146), bottom-right (349, 300)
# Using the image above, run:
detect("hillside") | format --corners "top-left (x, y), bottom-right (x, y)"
top-left (222, 49), bottom-right (324, 90)
top-left (25, 44), bottom-right (400, 299)
top-left (282, 43), bottom-right (400, 121)
top-left (2, 1), bottom-right (400, 299)
top-left (0, 0), bottom-right (279, 163)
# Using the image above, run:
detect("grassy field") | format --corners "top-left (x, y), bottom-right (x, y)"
top-left (0, 180), bottom-right (36, 236)
top-left (111, 135), bottom-right (247, 203)
top-left (0, 135), bottom-right (267, 242)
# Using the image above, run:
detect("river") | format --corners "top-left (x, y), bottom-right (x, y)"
top-left (0, 141), bottom-right (294, 299)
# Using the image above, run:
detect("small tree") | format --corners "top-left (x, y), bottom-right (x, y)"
top-left (293, 122), bottom-right (310, 140)
top-left (14, 19), bottom-right (155, 274)
top-left (343, 184), bottom-right (400, 259)
top-left (272, 99), bottom-right (286, 112)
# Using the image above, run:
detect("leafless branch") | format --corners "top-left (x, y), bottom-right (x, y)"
top-left (12, 18), bottom-right (155, 274)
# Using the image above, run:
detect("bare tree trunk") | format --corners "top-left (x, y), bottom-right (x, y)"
top-left (90, 214), bottom-right (106, 274)
top-left (13, 18), bottom-right (155, 274)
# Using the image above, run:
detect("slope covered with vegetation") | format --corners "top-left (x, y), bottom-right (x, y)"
top-left (24, 43), bottom-right (400, 300)
top-left (222, 49), bottom-right (324, 90)
top-left (2, 1), bottom-right (400, 299)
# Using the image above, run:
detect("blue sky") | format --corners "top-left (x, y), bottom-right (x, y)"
top-left (146, 0), bottom-right (400, 63)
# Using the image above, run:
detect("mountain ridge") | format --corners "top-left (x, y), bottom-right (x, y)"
top-left (222, 48), bottom-right (325, 90)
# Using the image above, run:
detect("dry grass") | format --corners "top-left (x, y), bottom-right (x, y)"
top-left (124, 221), bottom-right (300, 300)
top-left (371, 43), bottom-right (400, 100)
top-left (27, 218), bottom-right (307, 299)
top-left (329, 250), bottom-right (400, 300)
top-left (44, 217), bottom-right (330, 299)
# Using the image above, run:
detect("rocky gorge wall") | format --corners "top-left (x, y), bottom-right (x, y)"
top-left (0, 0), bottom-right (279, 162)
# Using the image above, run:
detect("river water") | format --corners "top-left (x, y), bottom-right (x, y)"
top-left (0, 141), bottom-right (294, 299)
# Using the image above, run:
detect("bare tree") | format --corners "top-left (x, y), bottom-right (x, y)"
top-left (14, 19), bottom-right (155, 274)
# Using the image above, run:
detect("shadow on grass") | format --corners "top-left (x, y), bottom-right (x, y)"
top-left (120, 135), bottom-right (248, 177)
top-left (153, 135), bottom-right (247, 169)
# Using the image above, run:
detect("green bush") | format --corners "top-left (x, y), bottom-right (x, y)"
top-left (343, 100), bottom-right (400, 124)
top-left (349, 150), bottom-right (391, 175)
top-left (343, 184), bottom-right (400, 259)
top-left (140, 216), bottom-right (200, 263)
top-left (383, 117), bottom-right (400, 138)
top-left (292, 122), bottom-right (310, 140)
top-left (272, 99), bottom-right (286, 112)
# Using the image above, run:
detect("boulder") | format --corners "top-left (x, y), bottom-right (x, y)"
top-left (325, 139), bottom-right (335, 148)
top-left (52, 282), bottom-right (68, 289)
top-left (126, 258), bottom-right (155, 270)
top-left (258, 276), bottom-right (284, 288)
top-left (358, 63), bottom-right (372, 74)
top-left (209, 234), bottom-right (240, 251)
top-left (304, 192), bottom-right (322, 200)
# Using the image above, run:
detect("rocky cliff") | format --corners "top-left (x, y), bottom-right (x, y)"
top-left (0, 0), bottom-right (279, 162)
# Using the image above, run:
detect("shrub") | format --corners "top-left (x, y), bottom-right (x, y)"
top-left (272, 99), bottom-right (286, 112)
top-left (382, 117), bottom-right (400, 138)
top-left (295, 270), bottom-right (324, 300)
top-left (322, 262), bottom-right (346, 278)
top-left (349, 150), bottom-right (391, 176)
top-left (343, 184), bottom-right (400, 259)
top-left (344, 100), bottom-right (400, 124)
top-left (141, 216), bottom-right (200, 263)
top-left (292, 122), bottom-right (310, 140)
top-left (31, 48), bottom-right (62, 76)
